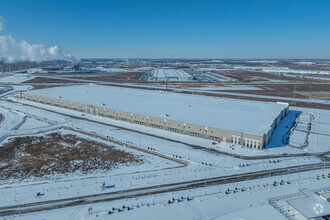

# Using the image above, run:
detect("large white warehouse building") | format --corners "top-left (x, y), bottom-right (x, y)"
top-left (149, 69), bottom-right (193, 81)
top-left (18, 84), bottom-right (289, 149)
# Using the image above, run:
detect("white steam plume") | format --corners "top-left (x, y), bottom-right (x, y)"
top-left (0, 17), bottom-right (77, 63)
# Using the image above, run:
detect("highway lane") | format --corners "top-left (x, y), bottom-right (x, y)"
top-left (0, 162), bottom-right (329, 216)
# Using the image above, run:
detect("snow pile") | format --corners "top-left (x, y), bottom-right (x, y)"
top-left (0, 17), bottom-right (77, 63)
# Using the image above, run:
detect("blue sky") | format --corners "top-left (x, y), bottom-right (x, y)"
top-left (0, 0), bottom-right (330, 59)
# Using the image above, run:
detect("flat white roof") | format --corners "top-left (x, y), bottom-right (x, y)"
top-left (152, 69), bottom-right (192, 79)
top-left (26, 84), bottom-right (288, 135)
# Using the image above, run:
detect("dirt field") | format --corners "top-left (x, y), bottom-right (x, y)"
top-left (0, 133), bottom-right (141, 181)
top-left (31, 84), bottom-right (71, 90)
top-left (24, 77), bottom-right (85, 84)
top-left (176, 90), bottom-right (330, 110)
top-left (215, 83), bottom-right (330, 99)
top-left (296, 91), bottom-right (330, 101)
top-left (224, 70), bottom-right (330, 83)
top-left (67, 72), bottom-right (144, 83)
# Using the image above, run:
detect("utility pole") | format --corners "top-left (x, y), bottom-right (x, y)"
top-left (165, 76), bottom-right (168, 91)
top-left (292, 84), bottom-right (296, 105)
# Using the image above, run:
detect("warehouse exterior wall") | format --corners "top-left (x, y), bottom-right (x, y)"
top-left (95, 106), bottom-right (107, 116)
top-left (277, 102), bottom-right (289, 117)
top-left (185, 123), bottom-right (205, 138)
top-left (207, 127), bottom-right (242, 143)
top-left (18, 92), bottom-right (288, 150)
top-left (132, 113), bottom-right (147, 125)
top-left (242, 133), bottom-right (263, 149)
top-left (106, 109), bottom-right (118, 119)
top-left (262, 105), bottom-right (288, 147)
top-left (165, 119), bottom-right (184, 133)
top-left (118, 111), bottom-right (132, 122)
top-left (148, 116), bottom-right (164, 129)
top-left (70, 102), bottom-right (83, 112)
top-left (264, 129), bottom-right (272, 146)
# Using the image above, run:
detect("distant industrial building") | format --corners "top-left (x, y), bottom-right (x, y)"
top-left (17, 84), bottom-right (289, 149)
top-left (149, 69), bottom-right (194, 81)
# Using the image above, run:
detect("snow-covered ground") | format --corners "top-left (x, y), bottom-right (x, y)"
top-left (288, 107), bottom-right (330, 152)
top-left (5, 170), bottom-right (329, 220)
top-left (0, 74), bottom-right (34, 84)
top-left (16, 117), bottom-right (51, 130)
top-left (0, 108), bottom-right (25, 130)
